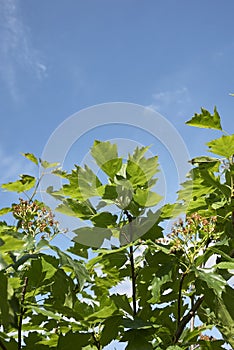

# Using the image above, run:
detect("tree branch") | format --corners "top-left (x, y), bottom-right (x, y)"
top-left (177, 273), bottom-right (186, 327)
top-left (92, 332), bottom-right (101, 350)
top-left (124, 210), bottom-right (137, 316)
top-left (18, 277), bottom-right (28, 350)
top-left (173, 295), bottom-right (204, 344)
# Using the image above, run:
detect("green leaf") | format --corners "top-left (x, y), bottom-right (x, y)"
top-left (67, 241), bottom-right (89, 258)
top-left (130, 145), bottom-right (150, 162)
top-left (195, 268), bottom-right (226, 298)
top-left (121, 329), bottom-right (153, 350)
top-left (100, 315), bottom-right (123, 346)
top-left (40, 160), bottom-right (60, 168)
top-left (53, 165), bottom-right (102, 201)
top-left (52, 168), bottom-right (67, 178)
top-left (57, 331), bottom-right (90, 350)
top-left (126, 155), bottom-right (159, 188)
top-left (190, 156), bottom-right (220, 167)
top-left (91, 140), bottom-right (122, 178)
top-left (149, 273), bottom-right (172, 303)
top-left (22, 152), bottom-right (38, 165)
top-left (28, 305), bottom-right (61, 320)
top-left (111, 294), bottom-right (133, 316)
top-left (186, 107), bottom-right (222, 130)
top-left (133, 188), bottom-right (162, 207)
top-left (0, 234), bottom-right (25, 253)
top-left (214, 262), bottom-right (234, 270)
top-left (207, 135), bottom-right (234, 158)
top-left (0, 271), bottom-right (9, 329)
top-left (1, 175), bottom-right (36, 193)
top-left (41, 256), bottom-right (57, 280)
top-left (99, 184), bottom-right (118, 200)
top-left (123, 317), bottom-right (153, 330)
top-left (0, 207), bottom-right (12, 216)
top-left (73, 227), bottom-right (112, 248)
top-left (56, 198), bottom-right (96, 219)
top-left (85, 298), bottom-right (117, 320)
top-left (91, 212), bottom-right (118, 228)
top-left (49, 245), bottom-right (90, 289)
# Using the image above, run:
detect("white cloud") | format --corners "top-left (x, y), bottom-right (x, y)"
top-left (148, 87), bottom-right (191, 116)
top-left (0, 0), bottom-right (47, 100)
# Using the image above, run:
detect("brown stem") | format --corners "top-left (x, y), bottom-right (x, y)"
top-left (177, 273), bottom-right (186, 327)
top-left (190, 292), bottom-right (195, 350)
top-left (92, 332), bottom-right (101, 350)
top-left (124, 210), bottom-right (137, 316)
top-left (173, 295), bottom-right (204, 344)
top-left (18, 277), bottom-right (28, 350)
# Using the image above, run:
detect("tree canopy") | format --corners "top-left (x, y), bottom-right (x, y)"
top-left (0, 107), bottom-right (234, 349)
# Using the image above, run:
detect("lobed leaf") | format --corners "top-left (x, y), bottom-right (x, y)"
top-left (186, 107), bottom-right (222, 130)
top-left (1, 174), bottom-right (36, 193)
top-left (207, 134), bottom-right (234, 158)
top-left (22, 152), bottom-right (39, 165)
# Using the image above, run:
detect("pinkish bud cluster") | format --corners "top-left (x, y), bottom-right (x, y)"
top-left (12, 198), bottom-right (59, 238)
top-left (168, 213), bottom-right (218, 255)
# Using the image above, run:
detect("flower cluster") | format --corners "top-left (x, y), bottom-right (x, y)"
top-left (12, 198), bottom-right (59, 238)
top-left (168, 213), bottom-right (218, 255)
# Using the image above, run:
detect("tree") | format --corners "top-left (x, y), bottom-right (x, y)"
top-left (0, 107), bottom-right (234, 349)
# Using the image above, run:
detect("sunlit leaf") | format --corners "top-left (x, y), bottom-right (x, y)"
top-left (186, 107), bottom-right (222, 130)
top-left (22, 152), bottom-right (38, 165)
top-left (1, 174), bottom-right (36, 193)
top-left (73, 226), bottom-right (112, 248)
top-left (0, 207), bottom-right (12, 216)
top-left (195, 268), bottom-right (226, 298)
top-left (126, 155), bottom-right (159, 188)
top-left (91, 140), bottom-right (122, 178)
top-left (207, 135), bottom-right (234, 158)
top-left (0, 234), bottom-right (25, 253)
top-left (56, 198), bottom-right (96, 219)
top-left (134, 188), bottom-right (162, 207)
top-left (40, 160), bottom-right (60, 168)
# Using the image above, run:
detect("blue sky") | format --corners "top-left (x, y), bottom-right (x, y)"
top-left (1, 0), bottom-right (234, 219)
top-left (0, 1), bottom-right (234, 348)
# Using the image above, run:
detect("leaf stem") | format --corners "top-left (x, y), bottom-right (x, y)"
top-left (92, 332), bottom-right (102, 350)
top-left (18, 277), bottom-right (28, 350)
top-left (177, 272), bottom-right (186, 327)
top-left (124, 210), bottom-right (137, 316)
top-left (29, 174), bottom-right (43, 202)
top-left (173, 295), bottom-right (204, 344)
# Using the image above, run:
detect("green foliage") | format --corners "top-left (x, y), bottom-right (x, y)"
top-left (0, 107), bottom-right (234, 349)
top-left (186, 106), bottom-right (222, 130)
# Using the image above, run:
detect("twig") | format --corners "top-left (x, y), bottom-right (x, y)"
top-left (92, 332), bottom-right (101, 350)
top-left (124, 210), bottom-right (137, 316)
top-left (29, 174), bottom-right (43, 202)
top-left (177, 273), bottom-right (186, 327)
top-left (173, 295), bottom-right (204, 344)
top-left (190, 292), bottom-right (195, 350)
top-left (18, 277), bottom-right (28, 350)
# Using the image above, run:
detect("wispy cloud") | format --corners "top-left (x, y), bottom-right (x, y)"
top-left (148, 87), bottom-right (191, 116)
top-left (0, 0), bottom-right (47, 100)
